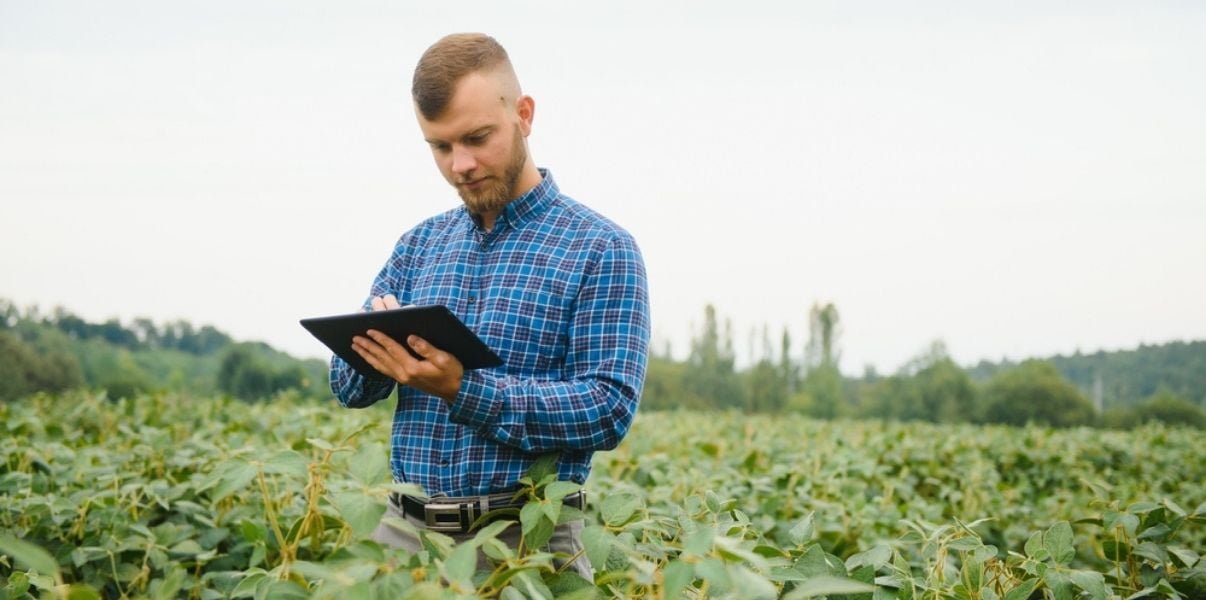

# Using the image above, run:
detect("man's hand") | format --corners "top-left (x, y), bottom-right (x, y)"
top-left (352, 295), bottom-right (465, 404)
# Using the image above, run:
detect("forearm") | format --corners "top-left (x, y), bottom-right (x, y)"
top-left (447, 365), bottom-right (642, 453)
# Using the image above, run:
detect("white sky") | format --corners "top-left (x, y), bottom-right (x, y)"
top-left (2, 1), bottom-right (1205, 374)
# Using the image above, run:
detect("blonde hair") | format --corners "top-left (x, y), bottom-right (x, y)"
top-left (412, 33), bottom-right (514, 120)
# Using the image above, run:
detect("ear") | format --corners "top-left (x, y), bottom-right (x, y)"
top-left (516, 94), bottom-right (535, 136)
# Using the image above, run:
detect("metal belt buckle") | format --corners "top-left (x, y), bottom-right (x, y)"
top-left (424, 501), bottom-right (473, 533)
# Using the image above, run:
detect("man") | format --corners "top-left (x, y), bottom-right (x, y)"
top-left (330, 33), bottom-right (650, 579)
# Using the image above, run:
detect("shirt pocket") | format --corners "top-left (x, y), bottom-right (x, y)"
top-left (488, 286), bottom-right (569, 374)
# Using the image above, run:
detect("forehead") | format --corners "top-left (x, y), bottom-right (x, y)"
top-left (416, 72), bottom-right (510, 140)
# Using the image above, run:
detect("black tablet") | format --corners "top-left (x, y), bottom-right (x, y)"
top-left (300, 305), bottom-right (503, 377)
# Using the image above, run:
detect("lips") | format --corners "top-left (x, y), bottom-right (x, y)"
top-left (460, 177), bottom-right (489, 189)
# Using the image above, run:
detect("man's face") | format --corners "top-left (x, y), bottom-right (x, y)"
top-left (417, 71), bottom-right (532, 216)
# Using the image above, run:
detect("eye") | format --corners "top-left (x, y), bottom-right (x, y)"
top-left (466, 132), bottom-right (489, 146)
top-left (431, 142), bottom-right (451, 153)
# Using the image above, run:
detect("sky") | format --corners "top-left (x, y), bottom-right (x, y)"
top-left (2, 1), bottom-right (1205, 375)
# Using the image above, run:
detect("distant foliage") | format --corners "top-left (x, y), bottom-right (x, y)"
top-left (1102, 391), bottom-right (1206, 429)
top-left (979, 360), bottom-right (1097, 427)
top-left (0, 330), bottom-right (84, 401)
top-left (968, 340), bottom-right (1206, 410)
top-left (643, 305), bottom-right (1197, 430)
top-left (217, 344), bottom-right (313, 401)
top-left (0, 298), bottom-right (327, 402)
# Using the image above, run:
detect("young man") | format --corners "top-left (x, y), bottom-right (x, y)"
top-left (330, 33), bottom-right (650, 578)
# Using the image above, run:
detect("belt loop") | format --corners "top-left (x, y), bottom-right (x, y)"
top-left (480, 494), bottom-right (490, 514)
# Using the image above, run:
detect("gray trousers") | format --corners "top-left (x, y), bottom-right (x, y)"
top-left (371, 499), bottom-right (594, 580)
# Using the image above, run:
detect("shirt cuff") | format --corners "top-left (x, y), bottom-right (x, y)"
top-left (448, 369), bottom-right (503, 428)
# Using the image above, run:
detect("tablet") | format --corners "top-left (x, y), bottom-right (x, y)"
top-left (300, 305), bottom-right (503, 377)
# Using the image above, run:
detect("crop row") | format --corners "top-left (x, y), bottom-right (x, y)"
top-left (1, 392), bottom-right (1203, 598)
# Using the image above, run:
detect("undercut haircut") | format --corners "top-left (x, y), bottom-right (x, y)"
top-left (412, 33), bottom-right (513, 120)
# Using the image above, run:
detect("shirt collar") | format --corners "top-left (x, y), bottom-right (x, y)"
top-left (466, 168), bottom-right (559, 232)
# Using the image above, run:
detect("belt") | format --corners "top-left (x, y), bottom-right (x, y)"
top-left (390, 490), bottom-right (586, 534)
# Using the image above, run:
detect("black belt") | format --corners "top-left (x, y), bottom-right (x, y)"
top-left (391, 491), bottom-right (586, 534)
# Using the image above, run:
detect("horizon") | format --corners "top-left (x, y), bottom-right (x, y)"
top-left (3, 295), bottom-right (1200, 376)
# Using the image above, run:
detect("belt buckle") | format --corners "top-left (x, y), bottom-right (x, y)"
top-left (424, 501), bottom-right (472, 533)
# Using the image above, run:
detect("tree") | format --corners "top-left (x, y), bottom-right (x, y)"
top-left (1105, 390), bottom-right (1206, 429)
top-left (796, 302), bottom-right (844, 418)
top-left (0, 329), bottom-right (86, 400)
top-left (682, 304), bottom-right (744, 409)
top-left (218, 345), bottom-right (277, 400)
top-left (980, 360), bottom-right (1095, 427)
top-left (804, 302), bottom-right (841, 371)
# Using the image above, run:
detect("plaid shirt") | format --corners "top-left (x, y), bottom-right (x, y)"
top-left (331, 170), bottom-right (650, 497)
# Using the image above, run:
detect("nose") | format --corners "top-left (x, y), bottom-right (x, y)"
top-left (450, 145), bottom-right (477, 177)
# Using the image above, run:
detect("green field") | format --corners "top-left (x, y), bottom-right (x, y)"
top-left (1, 392), bottom-right (1203, 599)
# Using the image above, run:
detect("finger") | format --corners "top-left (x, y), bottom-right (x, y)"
top-left (367, 329), bottom-right (418, 364)
top-left (382, 294), bottom-right (402, 309)
top-left (370, 296), bottom-right (386, 311)
top-left (407, 335), bottom-right (434, 359)
top-left (407, 335), bottom-right (454, 370)
top-left (351, 338), bottom-right (399, 380)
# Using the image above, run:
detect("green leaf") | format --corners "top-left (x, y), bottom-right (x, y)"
top-left (1132, 541), bottom-right (1169, 564)
top-left (1044, 570), bottom-right (1074, 600)
top-left (307, 437), bottom-right (335, 452)
top-left (348, 443), bottom-right (390, 485)
top-left (472, 519), bottom-right (514, 544)
top-left (261, 580), bottom-right (309, 599)
top-left (65, 583), bottom-right (102, 600)
top-left (1069, 570), bottom-right (1106, 600)
top-left (442, 541), bottom-right (477, 584)
top-left (212, 460), bottom-right (257, 501)
top-left (544, 481), bottom-right (579, 504)
top-left (789, 512), bottom-right (815, 545)
top-left (1003, 579), bottom-right (1038, 600)
top-left (527, 452), bottom-right (559, 482)
top-left (794, 545), bottom-right (847, 579)
top-left (0, 535), bottom-right (60, 578)
top-left (581, 525), bottom-right (613, 571)
top-left (545, 571), bottom-right (595, 597)
top-left (148, 566), bottom-right (186, 600)
top-left (599, 492), bottom-right (640, 527)
top-left (846, 544), bottom-right (892, 570)
top-left (663, 559), bottom-right (693, 599)
top-left (730, 564), bottom-right (778, 599)
top-left (520, 502), bottom-right (554, 550)
top-left (682, 527), bottom-right (715, 556)
top-left (261, 450), bottom-right (309, 479)
top-left (168, 540), bottom-right (204, 556)
top-left (1043, 521), bottom-right (1075, 565)
top-left (784, 576), bottom-right (876, 599)
top-left (1024, 531), bottom-right (1044, 558)
top-left (1166, 546), bottom-right (1198, 568)
top-left (231, 572), bottom-right (267, 598)
top-left (333, 491), bottom-right (387, 538)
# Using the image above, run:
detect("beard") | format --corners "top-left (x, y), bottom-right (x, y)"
top-left (456, 127), bottom-right (528, 216)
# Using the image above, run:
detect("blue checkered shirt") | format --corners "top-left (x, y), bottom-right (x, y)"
top-left (331, 170), bottom-right (650, 497)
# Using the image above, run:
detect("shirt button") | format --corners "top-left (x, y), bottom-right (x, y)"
top-left (439, 459), bottom-right (450, 467)
top-left (467, 296), bottom-right (477, 304)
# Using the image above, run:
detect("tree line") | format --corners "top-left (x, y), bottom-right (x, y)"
top-left (641, 303), bottom-right (1205, 429)
top-left (3, 298), bottom-right (1202, 429)
top-left (0, 300), bottom-right (327, 402)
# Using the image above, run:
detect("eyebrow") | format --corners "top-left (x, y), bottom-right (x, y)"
top-left (425, 126), bottom-right (494, 146)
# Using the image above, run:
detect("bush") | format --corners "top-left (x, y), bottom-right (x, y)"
top-left (980, 360), bottom-right (1096, 427)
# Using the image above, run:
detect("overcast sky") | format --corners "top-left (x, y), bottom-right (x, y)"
top-left (3, 1), bottom-right (1204, 374)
